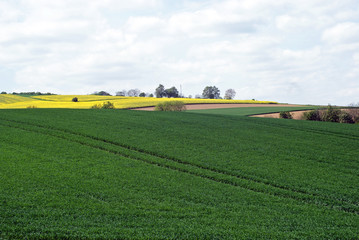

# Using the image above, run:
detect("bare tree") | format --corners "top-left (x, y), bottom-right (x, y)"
top-left (224, 89), bottom-right (236, 100)
top-left (127, 89), bottom-right (141, 97)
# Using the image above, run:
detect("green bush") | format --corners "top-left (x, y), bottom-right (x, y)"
top-left (322, 105), bottom-right (341, 122)
top-left (72, 97), bottom-right (78, 102)
top-left (155, 101), bottom-right (186, 111)
top-left (26, 105), bottom-right (37, 109)
top-left (102, 101), bottom-right (115, 109)
top-left (91, 104), bottom-right (101, 109)
top-left (303, 110), bottom-right (321, 121)
top-left (91, 101), bottom-right (115, 109)
top-left (279, 111), bottom-right (292, 119)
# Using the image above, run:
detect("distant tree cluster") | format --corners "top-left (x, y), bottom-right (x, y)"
top-left (10, 92), bottom-right (56, 96)
top-left (115, 89), bottom-right (153, 97)
top-left (154, 84), bottom-right (236, 100)
top-left (93, 91), bottom-right (111, 96)
top-left (155, 84), bottom-right (180, 98)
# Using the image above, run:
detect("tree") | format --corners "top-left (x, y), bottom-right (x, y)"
top-left (1, 92), bottom-right (6, 94)
top-left (202, 86), bottom-right (220, 99)
top-left (148, 93), bottom-right (154, 97)
top-left (139, 92), bottom-right (146, 97)
top-left (116, 90), bottom-right (127, 96)
top-left (94, 91), bottom-right (111, 96)
top-left (165, 86), bottom-right (179, 98)
top-left (155, 84), bottom-right (166, 98)
top-left (224, 89), bottom-right (236, 100)
top-left (127, 89), bottom-right (140, 97)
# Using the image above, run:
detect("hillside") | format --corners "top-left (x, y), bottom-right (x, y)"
top-left (0, 109), bottom-right (358, 239)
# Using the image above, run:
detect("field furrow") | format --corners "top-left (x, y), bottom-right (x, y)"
top-left (1, 117), bottom-right (358, 215)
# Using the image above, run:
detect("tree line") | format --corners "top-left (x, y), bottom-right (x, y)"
top-left (1, 85), bottom-right (236, 99)
top-left (155, 84), bottom-right (236, 100)
top-left (0, 91), bottom-right (56, 95)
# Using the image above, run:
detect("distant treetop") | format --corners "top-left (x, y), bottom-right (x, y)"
top-left (12, 92), bottom-right (56, 96)
top-left (93, 91), bottom-right (111, 96)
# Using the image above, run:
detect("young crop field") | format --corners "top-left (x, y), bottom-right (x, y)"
top-left (0, 109), bottom-right (358, 239)
top-left (188, 106), bottom-right (318, 116)
top-left (0, 94), bottom-right (277, 109)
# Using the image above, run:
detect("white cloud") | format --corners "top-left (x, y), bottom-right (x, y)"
top-left (0, 0), bottom-right (358, 105)
top-left (322, 22), bottom-right (359, 44)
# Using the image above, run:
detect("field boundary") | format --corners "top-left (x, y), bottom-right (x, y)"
top-left (134, 103), bottom-right (301, 111)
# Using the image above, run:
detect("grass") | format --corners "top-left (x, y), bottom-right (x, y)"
top-left (188, 106), bottom-right (318, 116)
top-left (0, 109), bottom-right (358, 239)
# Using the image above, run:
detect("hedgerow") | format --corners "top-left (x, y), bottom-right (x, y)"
top-left (91, 101), bottom-right (115, 109)
top-left (155, 101), bottom-right (186, 111)
top-left (303, 105), bottom-right (358, 124)
top-left (279, 111), bottom-right (292, 119)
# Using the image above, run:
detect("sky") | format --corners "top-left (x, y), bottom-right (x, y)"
top-left (0, 0), bottom-right (359, 105)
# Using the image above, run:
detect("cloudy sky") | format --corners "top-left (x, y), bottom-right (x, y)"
top-left (1, 0), bottom-right (359, 105)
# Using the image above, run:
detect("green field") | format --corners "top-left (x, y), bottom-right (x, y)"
top-left (188, 106), bottom-right (317, 116)
top-left (1, 109), bottom-right (358, 239)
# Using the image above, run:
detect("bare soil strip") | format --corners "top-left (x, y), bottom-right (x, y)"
top-left (251, 110), bottom-right (310, 120)
top-left (135, 104), bottom-right (304, 111)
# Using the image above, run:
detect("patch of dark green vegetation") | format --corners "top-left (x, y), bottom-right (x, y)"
top-left (155, 101), bottom-right (186, 111)
top-left (91, 101), bottom-right (115, 109)
top-left (279, 111), bottom-right (293, 119)
top-left (0, 109), bottom-right (358, 239)
top-left (304, 105), bottom-right (359, 124)
top-left (12, 92), bottom-right (56, 96)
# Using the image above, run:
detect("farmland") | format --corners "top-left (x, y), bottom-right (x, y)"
top-left (0, 108), bottom-right (359, 239)
top-left (188, 106), bottom-right (317, 116)
top-left (0, 94), bottom-right (277, 109)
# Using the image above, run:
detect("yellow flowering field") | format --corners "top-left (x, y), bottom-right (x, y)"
top-left (0, 94), bottom-right (277, 109)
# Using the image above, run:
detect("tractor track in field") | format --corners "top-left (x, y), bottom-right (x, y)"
top-left (199, 114), bottom-right (359, 173)
top-left (0, 118), bottom-right (358, 215)
top-left (258, 120), bottom-right (359, 141)
top-left (205, 112), bottom-right (359, 141)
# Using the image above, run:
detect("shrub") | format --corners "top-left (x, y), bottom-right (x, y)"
top-left (339, 112), bottom-right (354, 124)
top-left (155, 101), bottom-right (186, 111)
top-left (102, 101), bottom-right (115, 109)
top-left (347, 104), bottom-right (359, 123)
top-left (279, 111), bottom-right (292, 119)
top-left (27, 105), bottom-right (37, 108)
top-left (91, 104), bottom-right (101, 109)
top-left (72, 97), bottom-right (78, 102)
top-left (303, 110), bottom-right (321, 121)
top-left (322, 105), bottom-right (341, 122)
top-left (91, 101), bottom-right (115, 109)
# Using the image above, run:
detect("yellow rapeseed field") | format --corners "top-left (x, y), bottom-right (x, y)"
top-left (0, 94), bottom-right (277, 109)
